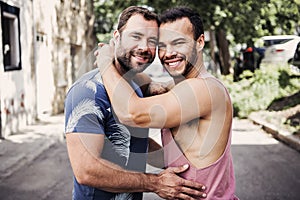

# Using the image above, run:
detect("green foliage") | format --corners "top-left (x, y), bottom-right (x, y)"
top-left (216, 0), bottom-right (300, 45)
top-left (94, 0), bottom-right (300, 47)
top-left (222, 65), bottom-right (300, 118)
top-left (93, 0), bottom-right (177, 41)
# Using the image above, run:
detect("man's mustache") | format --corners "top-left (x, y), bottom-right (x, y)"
top-left (131, 49), bottom-right (152, 59)
top-left (162, 54), bottom-right (186, 62)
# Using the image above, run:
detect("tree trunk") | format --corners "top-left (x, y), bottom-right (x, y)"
top-left (208, 29), bottom-right (221, 76)
top-left (216, 29), bottom-right (231, 75)
top-left (209, 30), bottom-right (216, 64)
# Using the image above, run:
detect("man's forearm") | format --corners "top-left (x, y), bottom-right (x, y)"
top-left (82, 153), bottom-right (157, 193)
top-left (67, 133), bottom-right (207, 199)
top-left (101, 172), bottom-right (158, 193)
top-left (67, 133), bottom-right (157, 193)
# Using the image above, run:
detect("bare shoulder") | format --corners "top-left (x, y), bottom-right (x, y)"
top-left (173, 77), bottom-right (223, 91)
top-left (174, 78), bottom-right (230, 105)
top-left (189, 77), bottom-right (228, 93)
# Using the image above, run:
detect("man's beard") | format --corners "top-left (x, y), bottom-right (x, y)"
top-left (181, 45), bottom-right (198, 77)
top-left (162, 44), bottom-right (198, 78)
top-left (117, 48), bottom-right (154, 74)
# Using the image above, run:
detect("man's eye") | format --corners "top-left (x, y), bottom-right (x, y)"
top-left (148, 39), bottom-right (157, 46)
top-left (173, 42), bottom-right (184, 46)
top-left (132, 35), bottom-right (141, 40)
top-left (158, 43), bottom-right (166, 49)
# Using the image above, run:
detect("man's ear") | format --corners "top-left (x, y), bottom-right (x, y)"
top-left (113, 30), bottom-right (120, 42)
top-left (196, 34), bottom-right (205, 51)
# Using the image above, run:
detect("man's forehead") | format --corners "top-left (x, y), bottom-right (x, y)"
top-left (125, 14), bottom-right (158, 29)
top-left (159, 18), bottom-right (193, 39)
top-left (160, 17), bottom-right (192, 31)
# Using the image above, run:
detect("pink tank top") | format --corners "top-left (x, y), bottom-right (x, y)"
top-left (162, 127), bottom-right (238, 200)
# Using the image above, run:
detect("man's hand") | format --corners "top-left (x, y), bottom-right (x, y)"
top-left (150, 164), bottom-right (207, 199)
top-left (94, 40), bottom-right (115, 75)
top-left (147, 81), bottom-right (170, 96)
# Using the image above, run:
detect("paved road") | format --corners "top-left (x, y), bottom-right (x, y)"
top-left (231, 119), bottom-right (300, 200)
top-left (0, 141), bottom-right (72, 200)
top-left (0, 119), bottom-right (299, 200)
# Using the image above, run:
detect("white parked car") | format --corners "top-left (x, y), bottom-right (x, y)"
top-left (261, 35), bottom-right (300, 64)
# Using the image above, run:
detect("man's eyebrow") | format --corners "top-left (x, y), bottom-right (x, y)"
top-left (130, 32), bottom-right (157, 39)
top-left (149, 36), bottom-right (158, 40)
top-left (172, 37), bottom-right (187, 43)
top-left (130, 31), bottom-right (144, 36)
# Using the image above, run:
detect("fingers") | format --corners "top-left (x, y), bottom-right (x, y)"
top-left (93, 41), bottom-right (114, 69)
top-left (179, 187), bottom-right (207, 199)
top-left (94, 48), bottom-right (99, 57)
top-left (169, 164), bottom-right (189, 174)
top-left (109, 38), bottom-right (115, 47)
top-left (169, 179), bottom-right (207, 199)
top-left (183, 179), bottom-right (206, 190)
top-left (95, 43), bottom-right (106, 57)
top-left (159, 185), bottom-right (207, 200)
top-left (94, 42), bottom-right (106, 57)
top-left (98, 42), bottom-right (105, 47)
top-left (156, 165), bottom-right (207, 199)
top-left (173, 191), bottom-right (206, 200)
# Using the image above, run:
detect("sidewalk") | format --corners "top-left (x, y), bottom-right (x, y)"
top-left (249, 112), bottom-right (300, 152)
top-left (0, 114), bottom-right (65, 180)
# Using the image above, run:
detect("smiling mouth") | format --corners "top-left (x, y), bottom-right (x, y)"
top-left (169, 61), bottom-right (180, 67)
top-left (165, 59), bottom-right (183, 69)
top-left (132, 54), bottom-right (151, 64)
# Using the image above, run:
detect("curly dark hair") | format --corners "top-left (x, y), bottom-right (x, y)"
top-left (160, 6), bottom-right (204, 40)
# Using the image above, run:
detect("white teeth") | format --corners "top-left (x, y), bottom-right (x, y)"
top-left (169, 61), bottom-right (179, 66)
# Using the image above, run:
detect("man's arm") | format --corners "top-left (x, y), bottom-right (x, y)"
top-left (132, 73), bottom-right (152, 96)
top-left (96, 44), bottom-right (213, 129)
top-left (97, 47), bottom-right (212, 129)
top-left (66, 132), bottom-right (207, 199)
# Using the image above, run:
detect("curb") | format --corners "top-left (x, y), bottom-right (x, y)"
top-left (249, 114), bottom-right (300, 152)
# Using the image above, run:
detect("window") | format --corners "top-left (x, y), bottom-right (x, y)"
top-left (1, 2), bottom-right (21, 71)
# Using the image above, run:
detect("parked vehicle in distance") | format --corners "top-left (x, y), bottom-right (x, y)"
top-left (289, 41), bottom-right (300, 73)
top-left (261, 35), bottom-right (300, 64)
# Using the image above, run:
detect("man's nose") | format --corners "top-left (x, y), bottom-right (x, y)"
top-left (137, 39), bottom-right (149, 51)
top-left (165, 47), bottom-right (177, 58)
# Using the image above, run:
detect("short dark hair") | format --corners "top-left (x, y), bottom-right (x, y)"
top-left (117, 6), bottom-right (159, 32)
top-left (159, 6), bottom-right (204, 40)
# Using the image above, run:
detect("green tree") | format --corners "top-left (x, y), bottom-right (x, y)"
top-left (93, 0), bottom-right (300, 74)
top-left (93, 0), bottom-right (175, 41)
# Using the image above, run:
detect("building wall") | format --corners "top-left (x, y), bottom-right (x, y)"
top-left (0, 0), bottom-right (96, 138)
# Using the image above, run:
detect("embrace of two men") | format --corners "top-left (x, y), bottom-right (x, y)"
top-left (65, 5), bottom-right (238, 200)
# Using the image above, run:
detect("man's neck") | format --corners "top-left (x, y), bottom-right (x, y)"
top-left (174, 60), bottom-right (205, 84)
top-left (114, 59), bottom-right (135, 82)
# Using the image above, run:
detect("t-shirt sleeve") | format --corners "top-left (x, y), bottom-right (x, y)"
top-left (64, 81), bottom-right (106, 134)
